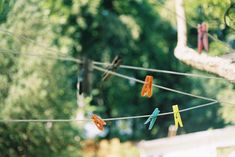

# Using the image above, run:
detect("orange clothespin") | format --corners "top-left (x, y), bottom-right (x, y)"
top-left (197, 22), bottom-right (209, 54)
top-left (141, 75), bottom-right (153, 98)
top-left (91, 114), bottom-right (106, 131)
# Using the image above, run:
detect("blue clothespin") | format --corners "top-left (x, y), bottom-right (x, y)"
top-left (144, 108), bottom-right (160, 130)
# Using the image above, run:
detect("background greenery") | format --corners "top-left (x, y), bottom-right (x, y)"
top-left (0, 0), bottom-right (234, 156)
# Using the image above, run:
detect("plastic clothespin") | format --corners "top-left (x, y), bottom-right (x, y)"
top-left (197, 22), bottom-right (208, 54)
top-left (141, 75), bottom-right (153, 98)
top-left (102, 55), bottom-right (122, 81)
top-left (172, 105), bottom-right (183, 129)
top-left (91, 114), bottom-right (106, 131)
top-left (144, 108), bottom-right (160, 130)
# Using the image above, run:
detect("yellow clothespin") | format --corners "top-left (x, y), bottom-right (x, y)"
top-left (172, 105), bottom-right (183, 128)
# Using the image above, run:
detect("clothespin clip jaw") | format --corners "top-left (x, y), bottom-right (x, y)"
top-left (91, 114), bottom-right (106, 131)
top-left (172, 105), bottom-right (183, 129)
top-left (141, 75), bottom-right (153, 98)
top-left (144, 108), bottom-right (160, 130)
top-left (197, 23), bottom-right (209, 54)
top-left (102, 55), bottom-right (122, 81)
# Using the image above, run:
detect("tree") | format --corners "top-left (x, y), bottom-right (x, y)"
top-left (0, 2), bottom-right (234, 157)
top-left (0, 0), bottom-right (15, 23)
top-left (0, 0), bottom-right (82, 156)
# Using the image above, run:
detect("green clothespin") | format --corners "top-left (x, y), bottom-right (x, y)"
top-left (144, 108), bottom-right (160, 130)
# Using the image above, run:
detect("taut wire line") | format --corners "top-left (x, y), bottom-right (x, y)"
top-left (93, 65), bottom-right (216, 102)
top-left (0, 48), bottom-right (230, 103)
top-left (93, 61), bottom-right (224, 80)
top-left (0, 48), bottom-right (225, 80)
top-left (0, 28), bottom-right (66, 55)
top-left (103, 101), bottom-right (219, 121)
top-left (93, 65), bottom-right (235, 106)
top-left (0, 119), bottom-right (90, 123)
top-left (0, 48), bottom-right (82, 63)
top-left (0, 101), bottom-right (219, 123)
top-left (0, 27), bottom-right (233, 79)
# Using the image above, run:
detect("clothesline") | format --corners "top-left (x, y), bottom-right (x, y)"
top-left (1, 48), bottom-right (234, 105)
top-left (0, 101), bottom-right (219, 123)
top-left (0, 2), bottom-right (233, 132)
top-left (0, 49), bottom-right (233, 124)
top-left (0, 48), bottom-right (224, 80)
top-left (93, 61), bottom-right (224, 80)
top-left (0, 26), bottom-right (234, 79)
top-left (0, 23), bottom-right (234, 124)
top-left (0, 48), bottom-right (82, 64)
top-left (94, 65), bottom-right (214, 101)
top-left (93, 65), bottom-right (235, 107)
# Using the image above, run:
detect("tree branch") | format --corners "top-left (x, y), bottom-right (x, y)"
top-left (174, 0), bottom-right (235, 82)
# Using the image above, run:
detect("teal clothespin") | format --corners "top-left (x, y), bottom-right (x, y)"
top-left (144, 108), bottom-right (160, 130)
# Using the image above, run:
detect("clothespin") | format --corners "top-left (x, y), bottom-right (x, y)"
top-left (172, 105), bottom-right (183, 129)
top-left (141, 75), bottom-right (153, 98)
top-left (102, 55), bottom-right (122, 81)
top-left (197, 22), bottom-right (209, 54)
top-left (144, 108), bottom-right (160, 130)
top-left (91, 114), bottom-right (106, 131)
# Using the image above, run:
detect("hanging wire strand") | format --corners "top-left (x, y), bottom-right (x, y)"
top-left (100, 101), bottom-right (218, 121)
top-left (93, 61), bottom-right (224, 80)
top-left (0, 101), bottom-right (220, 123)
top-left (0, 47), bottom-right (226, 80)
top-left (93, 65), bottom-right (235, 106)
top-left (0, 119), bottom-right (90, 123)
top-left (0, 47), bottom-right (226, 103)
top-left (0, 28), bottom-right (232, 80)
top-left (0, 28), bottom-right (64, 55)
top-left (0, 48), bottom-right (81, 63)
top-left (1, 48), bottom-right (234, 105)
top-left (1, 48), bottom-right (232, 107)
top-left (207, 33), bottom-right (235, 52)
top-left (93, 65), bottom-right (216, 102)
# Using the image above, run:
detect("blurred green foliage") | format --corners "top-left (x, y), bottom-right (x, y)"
top-left (0, 0), bottom-right (15, 23)
top-left (0, 0), bottom-right (234, 156)
top-left (0, 0), bottom-right (83, 156)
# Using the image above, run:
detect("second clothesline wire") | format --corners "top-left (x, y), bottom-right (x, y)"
top-left (0, 101), bottom-right (219, 123)
top-left (0, 63), bottom-right (226, 123)
top-left (0, 49), bottom-right (234, 122)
